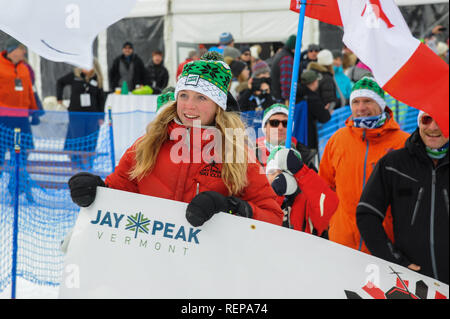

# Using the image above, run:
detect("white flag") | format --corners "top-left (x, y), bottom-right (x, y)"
top-left (0, 0), bottom-right (137, 68)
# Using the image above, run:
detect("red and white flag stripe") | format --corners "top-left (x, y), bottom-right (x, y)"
top-left (290, 0), bottom-right (449, 137)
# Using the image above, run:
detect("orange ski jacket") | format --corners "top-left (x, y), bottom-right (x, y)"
top-left (319, 108), bottom-right (410, 253)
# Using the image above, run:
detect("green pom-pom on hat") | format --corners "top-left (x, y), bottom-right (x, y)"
top-left (200, 51), bottom-right (224, 62)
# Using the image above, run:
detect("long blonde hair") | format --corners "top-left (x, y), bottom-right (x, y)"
top-left (129, 102), bottom-right (249, 196)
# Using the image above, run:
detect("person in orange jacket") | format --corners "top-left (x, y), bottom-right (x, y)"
top-left (319, 76), bottom-right (410, 253)
top-left (0, 39), bottom-right (37, 114)
top-left (0, 38), bottom-right (38, 201)
top-left (68, 53), bottom-right (284, 227)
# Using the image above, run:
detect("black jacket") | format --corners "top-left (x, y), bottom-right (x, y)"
top-left (296, 84), bottom-right (331, 150)
top-left (109, 54), bottom-right (147, 91)
top-left (306, 62), bottom-right (340, 109)
top-left (146, 61), bottom-right (169, 94)
top-left (356, 129), bottom-right (449, 284)
top-left (238, 89), bottom-right (275, 112)
top-left (56, 72), bottom-right (105, 113)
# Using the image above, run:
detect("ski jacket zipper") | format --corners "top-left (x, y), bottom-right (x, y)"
top-left (411, 187), bottom-right (424, 226)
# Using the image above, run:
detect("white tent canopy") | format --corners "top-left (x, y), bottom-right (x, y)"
top-left (128, 0), bottom-right (317, 87)
top-left (28, 0), bottom-right (448, 96)
top-left (105, 0), bottom-right (450, 88)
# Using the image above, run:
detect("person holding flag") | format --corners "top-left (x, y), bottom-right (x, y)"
top-left (318, 77), bottom-right (410, 253)
top-left (265, 145), bottom-right (338, 237)
top-left (255, 104), bottom-right (317, 170)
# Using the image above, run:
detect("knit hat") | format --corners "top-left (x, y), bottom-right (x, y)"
top-left (156, 88), bottom-right (175, 114)
top-left (332, 49), bottom-right (342, 59)
top-left (240, 46), bottom-right (251, 55)
top-left (417, 110), bottom-right (426, 127)
top-left (262, 104), bottom-right (289, 132)
top-left (266, 145), bottom-right (302, 176)
top-left (317, 49), bottom-right (333, 66)
top-left (307, 44), bottom-right (320, 52)
top-left (175, 58), bottom-right (232, 111)
top-left (437, 42), bottom-right (449, 56)
top-left (300, 70), bottom-right (318, 85)
top-left (122, 41), bottom-right (133, 49)
top-left (250, 45), bottom-right (262, 60)
top-left (285, 35), bottom-right (297, 51)
top-left (5, 38), bottom-right (22, 53)
top-left (223, 46), bottom-right (241, 60)
top-left (349, 77), bottom-right (386, 111)
top-left (230, 60), bottom-right (247, 78)
top-left (252, 61), bottom-right (271, 78)
top-left (219, 32), bottom-right (234, 45)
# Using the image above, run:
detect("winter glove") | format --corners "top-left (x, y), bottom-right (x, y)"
top-left (266, 146), bottom-right (303, 176)
top-left (271, 172), bottom-right (298, 196)
top-left (68, 172), bottom-right (105, 207)
top-left (186, 191), bottom-right (253, 227)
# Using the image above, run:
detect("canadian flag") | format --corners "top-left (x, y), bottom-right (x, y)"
top-left (290, 0), bottom-right (449, 137)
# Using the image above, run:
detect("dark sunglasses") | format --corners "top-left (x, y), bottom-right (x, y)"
top-left (421, 115), bottom-right (434, 125)
top-left (268, 119), bottom-right (288, 128)
top-left (308, 49), bottom-right (319, 53)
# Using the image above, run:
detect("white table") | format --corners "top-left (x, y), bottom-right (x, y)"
top-left (105, 94), bottom-right (158, 113)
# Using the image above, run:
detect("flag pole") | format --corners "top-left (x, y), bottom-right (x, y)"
top-left (285, 1), bottom-right (308, 149)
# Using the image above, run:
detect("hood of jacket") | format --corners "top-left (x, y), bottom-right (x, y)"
top-left (307, 61), bottom-right (332, 74)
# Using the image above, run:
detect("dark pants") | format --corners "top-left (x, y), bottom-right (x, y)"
top-left (63, 112), bottom-right (102, 169)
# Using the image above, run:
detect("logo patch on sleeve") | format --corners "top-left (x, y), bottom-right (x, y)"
top-left (185, 74), bottom-right (200, 87)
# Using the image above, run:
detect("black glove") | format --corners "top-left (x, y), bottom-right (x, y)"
top-left (271, 172), bottom-right (298, 196)
top-left (68, 172), bottom-right (105, 207)
top-left (186, 191), bottom-right (253, 227)
top-left (267, 147), bottom-right (304, 175)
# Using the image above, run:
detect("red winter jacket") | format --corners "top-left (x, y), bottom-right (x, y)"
top-left (287, 165), bottom-right (339, 236)
top-left (255, 136), bottom-right (338, 235)
top-left (105, 121), bottom-right (284, 226)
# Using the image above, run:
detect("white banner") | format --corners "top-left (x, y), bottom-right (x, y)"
top-left (0, 0), bottom-right (137, 68)
top-left (59, 187), bottom-right (449, 299)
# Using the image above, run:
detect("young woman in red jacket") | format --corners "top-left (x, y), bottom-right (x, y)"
top-left (68, 54), bottom-right (284, 227)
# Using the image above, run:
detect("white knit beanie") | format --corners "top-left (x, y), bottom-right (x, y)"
top-left (317, 49), bottom-right (333, 66)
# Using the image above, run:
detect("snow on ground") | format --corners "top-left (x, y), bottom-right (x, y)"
top-left (0, 278), bottom-right (59, 299)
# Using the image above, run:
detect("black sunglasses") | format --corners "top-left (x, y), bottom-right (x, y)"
top-left (421, 115), bottom-right (434, 126)
top-left (268, 119), bottom-right (288, 128)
